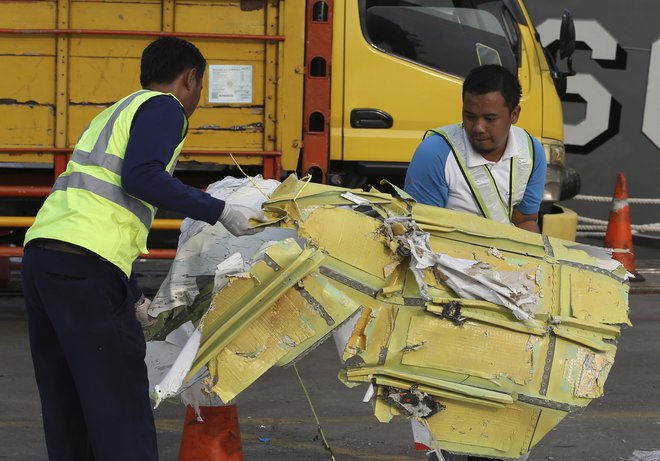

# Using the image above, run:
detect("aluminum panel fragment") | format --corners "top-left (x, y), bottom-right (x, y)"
top-left (146, 176), bottom-right (630, 459)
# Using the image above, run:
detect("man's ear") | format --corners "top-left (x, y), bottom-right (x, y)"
top-left (183, 68), bottom-right (198, 91)
top-left (510, 105), bottom-right (521, 124)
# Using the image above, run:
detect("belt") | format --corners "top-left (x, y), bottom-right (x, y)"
top-left (27, 239), bottom-right (96, 257)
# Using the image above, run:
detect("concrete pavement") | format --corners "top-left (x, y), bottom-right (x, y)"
top-left (2, 275), bottom-right (659, 460)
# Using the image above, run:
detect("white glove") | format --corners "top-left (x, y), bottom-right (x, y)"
top-left (219, 203), bottom-right (267, 236)
top-left (135, 296), bottom-right (155, 328)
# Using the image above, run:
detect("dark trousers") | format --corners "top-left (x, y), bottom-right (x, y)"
top-left (21, 246), bottom-right (158, 461)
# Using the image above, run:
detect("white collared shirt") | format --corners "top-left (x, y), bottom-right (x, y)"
top-left (443, 127), bottom-right (520, 217)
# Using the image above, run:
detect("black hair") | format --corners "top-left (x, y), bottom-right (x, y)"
top-left (462, 65), bottom-right (521, 112)
top-left (140, 37), bottom-right (207, 87)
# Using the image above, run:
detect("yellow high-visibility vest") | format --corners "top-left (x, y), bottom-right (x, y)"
top-left (25, 90), bottom-right (188, 276)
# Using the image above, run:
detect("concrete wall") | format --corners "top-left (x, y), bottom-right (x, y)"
top-left (524, 1), bottom-right (660, 228)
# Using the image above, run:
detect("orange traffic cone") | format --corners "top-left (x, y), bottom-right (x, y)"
top-left (604, 173), bottom-right (644, 282)
top-left (178, 404), bottom-right (244, 461)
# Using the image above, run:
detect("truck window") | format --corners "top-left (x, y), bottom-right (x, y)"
top-left (359, 0), bottom-right (519, 79)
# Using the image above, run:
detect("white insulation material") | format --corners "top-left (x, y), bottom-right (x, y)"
top-left (145, 177), bottom-right (292, 409)
top-left (146, 321), bottom-right (202, 407)
top-left (396, 219), bottom-right (540, 321)
top-left (149, 176), bottom-right (293, 318)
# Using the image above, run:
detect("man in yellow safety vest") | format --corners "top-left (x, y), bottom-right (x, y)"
top-left (21, 37), bottom-right (265, 461)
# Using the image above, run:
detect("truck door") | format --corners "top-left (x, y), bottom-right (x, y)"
top-left (339, 0), bottom-right (539, 175)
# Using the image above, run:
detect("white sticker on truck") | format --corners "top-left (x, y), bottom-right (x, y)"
top-left (208, 65), bottom-right (253, 104)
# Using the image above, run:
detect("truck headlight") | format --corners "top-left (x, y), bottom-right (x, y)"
top-left (541, 141), bottom-right (581, 202)
top-left (543, 142), bottom-right (566, 165)
top-left (543, 163), bottom-right (562, 202)
top-left (542, 142), bottom-right (566, 203)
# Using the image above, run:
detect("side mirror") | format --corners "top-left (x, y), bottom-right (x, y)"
top-left (558, 10), bottom-right (576, 60)
top-left (543, 9), bottom-right (577, 96)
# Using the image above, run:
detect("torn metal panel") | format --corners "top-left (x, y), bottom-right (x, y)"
top-left (149, 176), bottom-right (294, 319)
top-left (146, 321), bottom-right (202, 406)
top-left (203, 270), bottom-right (361, 402)
top-left (411, 204), bottom-right (547, 257)
top-left (424, 399), bottom-right (540, 455)
top-left (563, 266), bottom-right (631, 325)
top-left (560, 345), bottom-right (615, 399)
top-left (297, 206), bottom-right (400, 280)
top-left (381, 385), bottom-right (443, 419)
top-left (188, 241), bottom-right (327, 381)
top-left (146, 175), bottom-right (631, 460)
top-left (402, 315), bottom-right (535, 386)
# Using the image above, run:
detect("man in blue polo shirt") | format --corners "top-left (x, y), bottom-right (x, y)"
top-left (407, 65), bottom-right (539, 461)
top-left (405, 64), bottom-right (546, 233)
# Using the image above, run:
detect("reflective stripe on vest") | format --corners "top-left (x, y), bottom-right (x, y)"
top-left (25, 90), bottom-right (188, 276)
top-left (67, 90), bottom-right (182, 176)
top-left (424, 123), bottom-right (534, 224)
top-left (61, 90), bottom-right (186, 226)
top-left (52, 171), bottom-right (153, 229)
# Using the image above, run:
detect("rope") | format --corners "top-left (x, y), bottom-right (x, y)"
top-left (578, 216), bottom-right (608, 225)
top-left (293, 364), bottom-right (337, 460)
top-left (228, 153), bottom-right (270, 199)
top-left (577, 223), bottom-right (660, 232)
top-left (577, 225), bottom-right (609, 232)
top-left (576, 232), bottom-right (607, 238)
top-left (630, 223), bottom-right (660, 232)
top-left (574, 194), bottom-right (660, 205)
top-left (292, 175), bottom-right (313, 201)
top-left (577, 216), bottom-right (660, 233)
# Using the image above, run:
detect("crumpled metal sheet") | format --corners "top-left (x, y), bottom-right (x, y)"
top-left (146, 175), bottom-right (630, 459)
top-left (148, 176), bottom-right (294, 318)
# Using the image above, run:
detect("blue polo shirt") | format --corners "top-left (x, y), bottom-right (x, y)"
top-left (404, 129), bottom-right (547, 216)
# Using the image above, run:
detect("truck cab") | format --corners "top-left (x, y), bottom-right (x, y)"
top-left (326, 0), bottom-right (579, 239)
top-left (0, 0), bottom-right (579, 254)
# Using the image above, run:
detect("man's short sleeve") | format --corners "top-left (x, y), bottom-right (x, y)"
top-left (404, 134), bottom-right (451, 207)
top-left (515, 136), bottom-right (547, 215)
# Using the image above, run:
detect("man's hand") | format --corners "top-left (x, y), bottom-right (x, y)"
top-left (135, 295), bottom-right (155, 328)
top-left (219, 203), bottom-right (267, 236)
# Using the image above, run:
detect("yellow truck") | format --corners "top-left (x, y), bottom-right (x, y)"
top-left (0, 0), bottom-right (580, 253)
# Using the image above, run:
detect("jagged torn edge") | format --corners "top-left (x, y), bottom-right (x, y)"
top-left (388, 217), bottom-right (539, 322)
top-left (150, 252), bottom-right (251, 408)
top-left (151, 325), bottom-right (205, 408)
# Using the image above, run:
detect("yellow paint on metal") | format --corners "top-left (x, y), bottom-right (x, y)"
top-left (0, 216), bottom-right (35, 227)
top-left (206, 287), bottom-right (318, 402)
top-left (0, 216), bottom-right (180, 230)
top-left (55, 0), bottom-right (69, 148)
top-left (0, 0), bottom-right (569, 186)
top-left (542, 205), bottom-right (578, 241)
top-left (297, 207), bottom-right (397, 280)
top-left (529, 408), bottom-right (567, 446)
top-left (0, 107), bottom-right (54, 146)
top-left (69, 2), bottom-right (161, 30)
top-left (278, 2), bottom-right (305, 170)
top-left (374, 377), bottom-right (507, 409)
top-left (425, 400), bottom-right (539, 455)
top-left (263, 1), bottom-right (278, 156)
top-left (564, 266), bottom-right (630, 325)
top-left (402, 316), bottom-right (535, 385)
top-left (1, 57), bottom-right (56, 103)
top-left (0, 0), bottom-right (292, 169)
top-left (151, 178), bottom-right (628, 459)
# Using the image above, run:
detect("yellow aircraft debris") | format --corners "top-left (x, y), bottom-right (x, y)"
top-left (147, 176), bottom-right (630, 459)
